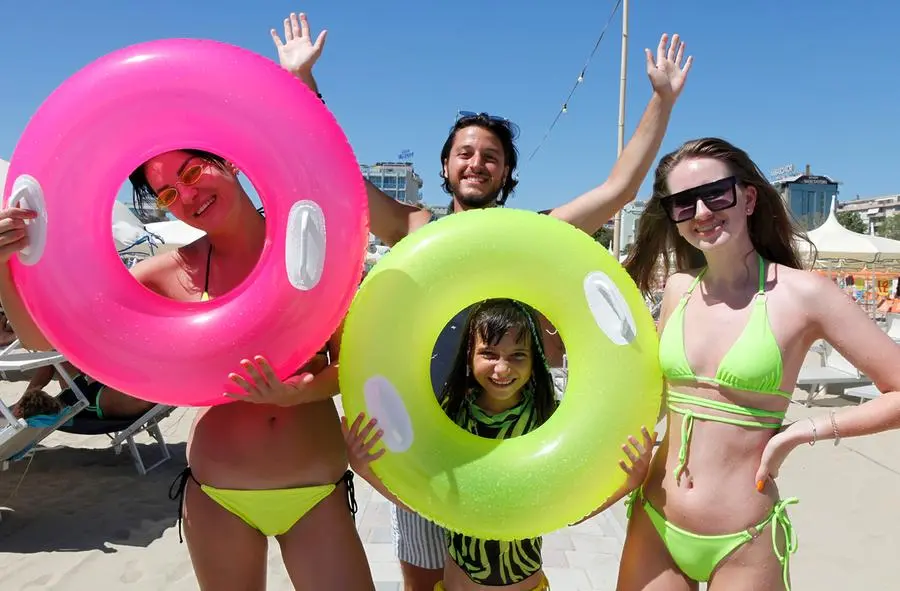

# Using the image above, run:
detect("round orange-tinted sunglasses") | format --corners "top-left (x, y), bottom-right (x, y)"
top-left (156, 162), bottom-right (208, 209)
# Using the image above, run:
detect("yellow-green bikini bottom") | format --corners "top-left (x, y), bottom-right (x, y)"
top-left (169, 468), bottom-right (357, 539)
top-left (627, 488), bottom-right (798, 589)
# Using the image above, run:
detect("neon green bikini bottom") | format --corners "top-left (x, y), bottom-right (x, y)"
top-left (168, 469), bottom-right (357, 541)
top-left (627, 488), bottom-right (798, 589)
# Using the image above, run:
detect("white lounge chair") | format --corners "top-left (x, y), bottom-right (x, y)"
top-left (885, 313), bottom-right (900, 341)
top-left (55, 403), bottom-right (175, 476)
top-left (0, 340), bottom-right (90, 466)
top-left (0, 340), bottom-right (175, 475)
top-left (796, 342), bottom-right (872, 406)
top-left (842, 384), bottom-right (881, 404)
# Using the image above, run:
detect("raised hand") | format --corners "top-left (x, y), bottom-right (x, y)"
top-left (271, 12), bottom-right (327, 77)
top-left (645, 33), bottom-right (693, 103)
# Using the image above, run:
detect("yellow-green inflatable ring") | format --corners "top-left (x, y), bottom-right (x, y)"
top-left (339, 208), bottom-right (662, 540)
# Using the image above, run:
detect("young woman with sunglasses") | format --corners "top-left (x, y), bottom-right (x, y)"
top-left (618, 137), bottom-right (900, 590)
top-left (0, 14), bottom-right (376, 591)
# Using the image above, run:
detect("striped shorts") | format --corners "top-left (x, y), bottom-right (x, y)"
top-left (390, 504), bottom-right (447, 569)
top-left (549, 366), bottom-right (568, 400)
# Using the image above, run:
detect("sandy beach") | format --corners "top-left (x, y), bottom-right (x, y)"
top-left (1, 379), bottom-right (898, 590)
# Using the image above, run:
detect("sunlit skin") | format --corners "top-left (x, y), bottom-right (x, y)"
top-left (470, 329), bottom-right (533, 414)
top-left (442, 126), bottom-right (509, 210)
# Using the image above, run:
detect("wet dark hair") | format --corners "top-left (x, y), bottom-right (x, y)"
top-left (439, 114), bottom-right (520, 207)
top-left (129, 149), bottom-right (228, 217)
top-left (624, 137), bottom-right (814, 294)
top-left (16, 390), bottom-right (63, 419)
top-left (440, 299), bottom-right (556, 426)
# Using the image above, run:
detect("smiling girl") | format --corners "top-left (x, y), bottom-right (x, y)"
top-left (345, 298), bottom-right (653, 591)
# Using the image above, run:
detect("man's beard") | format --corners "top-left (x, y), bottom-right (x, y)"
top-left (450, 181), bottom-right (502, 209)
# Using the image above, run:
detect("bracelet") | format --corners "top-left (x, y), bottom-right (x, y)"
top-left (807, 417), bottom-right (817, 446)
top-left (830, 410), bottom-right (841, 446)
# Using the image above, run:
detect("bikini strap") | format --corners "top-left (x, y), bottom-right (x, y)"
top-left (682, 268), bottom-right (708, 300)
top-left (757, 496), bottom-right (799, 591)
top-left (757, 254), bottom-right (767, 295)
top-left (339, 470), bottom-right (359, 519)
top-left (203, 243), bottom-right (213, 296)
top-left (168, 466), bottom-right (200, 544)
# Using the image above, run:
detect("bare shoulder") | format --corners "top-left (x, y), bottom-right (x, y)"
top-left (771, 264), bottom-right (838, 297)
top-left (770, 264), bottom-right (847, 314)
top-left (130, 253), bottom-right (178, 295)
top-left (129, 240), bottom-right (204, 290)
top-left (656, 269), bottom-right (701, 328)
top-left (662, 269), bottom-right (701, 298)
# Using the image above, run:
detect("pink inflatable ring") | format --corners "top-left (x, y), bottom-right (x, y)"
top-left (2, 39), bottom-right (368, 407)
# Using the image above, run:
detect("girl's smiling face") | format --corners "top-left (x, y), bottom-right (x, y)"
top-left (470, 327), bottom-right (533, 413)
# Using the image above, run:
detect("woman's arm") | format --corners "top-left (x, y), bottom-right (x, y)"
top-left (364, 182), bottom-right (432, 247)
top-left (755, 273), bottom-right (900, 486)
top-left (25, 365), bottom-right (55, 392)
top-left (0, 208), bottom-right (53, 350)
top-left (270, 11), bottom-right (431, 247)
top-left (546, 34), bottom-right (693, 235)
top-left (793, 274), bottom-right (900, 440)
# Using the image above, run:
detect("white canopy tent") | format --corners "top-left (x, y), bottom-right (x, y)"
top-left (144, 219), bottom-right (204, 252)
top-left (799, 198), bottom-right (900, 263)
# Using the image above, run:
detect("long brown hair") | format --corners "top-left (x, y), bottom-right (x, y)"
top-left (624, 137), bottom-right (815, 294)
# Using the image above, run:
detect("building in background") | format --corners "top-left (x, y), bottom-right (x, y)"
top-left (770, 164), bottom-right (840, 229)
top-left (363, 161), bottom-right (425, 247)
top-left (837, 194), bottom-right (900, 235)
top-left (425, 204), bottom-right (449, 219)
top-left (596, 201), bottom-right (645, 254)
top-left (620, 201), bottom-right (646, 250)
top-left (361, 162), bottom-right (423, 205)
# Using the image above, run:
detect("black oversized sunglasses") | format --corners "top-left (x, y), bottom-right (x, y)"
top-left (456, 110), bottom-right (509, 123)
top-left (659, 176), bottom-right (739, 223)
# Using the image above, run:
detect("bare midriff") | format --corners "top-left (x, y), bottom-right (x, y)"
top-left (187, 397), bottom-right (348, 489)
top-left (644, 383), bottom-right (788, 534)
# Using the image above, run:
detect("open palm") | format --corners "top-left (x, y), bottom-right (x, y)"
top-left (646, 33), bottom-right (692, 102)
top-left (271, 12), bottom-right (327, 75)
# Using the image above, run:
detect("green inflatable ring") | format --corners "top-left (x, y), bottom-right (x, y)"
top-left (339, 208), bottom-right (661, 540)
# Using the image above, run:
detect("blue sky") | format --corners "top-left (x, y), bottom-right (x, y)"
top-left (0, 1), bottom-right (894, 213)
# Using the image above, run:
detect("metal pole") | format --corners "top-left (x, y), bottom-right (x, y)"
top-left (612, 0), bottom-right (628, 259)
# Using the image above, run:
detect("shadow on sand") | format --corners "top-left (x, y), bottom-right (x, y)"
top-left (0, 442), bottom-right (187, 554)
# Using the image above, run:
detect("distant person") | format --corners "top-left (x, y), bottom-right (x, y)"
top-left (9, 389), bottom-right (62, 420)
top-left (25, 364), bottom-right (155, 420)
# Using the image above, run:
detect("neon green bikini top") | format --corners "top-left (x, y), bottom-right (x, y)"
top-left (658, 255), bottom-right (790, 483)
top-left (659, 254), bottom-right (790, 398)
